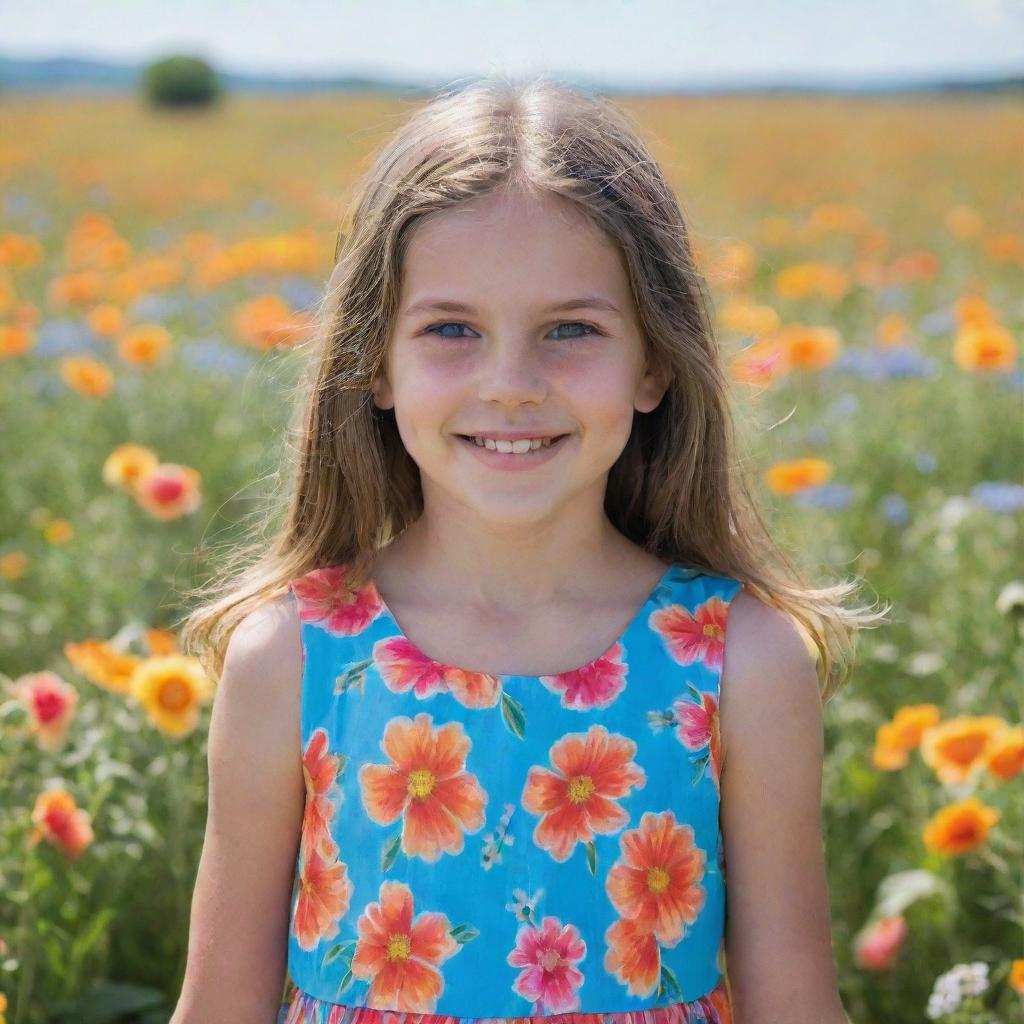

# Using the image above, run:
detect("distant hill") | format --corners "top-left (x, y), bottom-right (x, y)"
top-left (0, 54), bottom-right (1021, 97)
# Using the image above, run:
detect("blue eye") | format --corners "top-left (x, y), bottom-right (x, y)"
top-left (424, 322), bottom-right (599, 341)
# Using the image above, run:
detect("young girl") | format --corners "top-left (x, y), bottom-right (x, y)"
top-left (172, 75), bottom-right (885, 1024)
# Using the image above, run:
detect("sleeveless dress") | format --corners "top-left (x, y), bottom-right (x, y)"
top-left (279, 560), bottom-right (743, 1024)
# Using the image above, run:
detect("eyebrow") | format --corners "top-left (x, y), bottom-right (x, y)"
top-left (402, 297), bottom-right (623, 318)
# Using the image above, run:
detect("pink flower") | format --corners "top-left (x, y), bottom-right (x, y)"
top-left (9, 671), bottom-right (79, 751)
top-left (507, 914), bottom-right (587, 1012)
top-left (292, 565), bottom-right (383, 636)
top-left (854, 915), bottom-right (908, 972)
top-left (539, 643), bottom-right (628, 711)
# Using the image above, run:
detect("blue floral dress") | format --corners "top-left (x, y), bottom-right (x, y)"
top-left (279, 560), bottom-right (742, 1024)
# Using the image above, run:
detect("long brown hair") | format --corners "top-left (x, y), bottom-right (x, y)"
top-left (177, 73), bottom-right (890, 701)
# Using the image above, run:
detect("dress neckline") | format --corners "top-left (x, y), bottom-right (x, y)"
top-left (371, 561), bottom-right (677, 680)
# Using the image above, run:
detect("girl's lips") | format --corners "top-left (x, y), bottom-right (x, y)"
top-left (455, 433), bottom-right (572, 471)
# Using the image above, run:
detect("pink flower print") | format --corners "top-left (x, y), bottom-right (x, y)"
top-left (539, 642), bottom-right (628, 711)
top-left (374, 638), bottom-right (502, 708)
top-left (649, 595), bottom-right (731, 671)
top-left (672, 688), bottom-right (724, 791)
top-left (507, 914), bottom-right (586, 1012)
top-left (291, 564), bottom-right (383, 636)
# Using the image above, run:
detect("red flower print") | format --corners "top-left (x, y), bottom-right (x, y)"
top-left (301, 727), bottom-right (343, 860)
top-left (672, 688), bottom-right (725, 791)
top-left (649, 595), bottom-right (731, 671)
top-left (539, 641), bottom-right (628, 711)
top-left (292, 564), bottom-right (382, 635)
top-left (605, 810), bottom-right (707, 947)
top-left (359, 712), bottom-right (488, 861)
top-left (351, 880), bottom-right (460, 1012)
top-left (291, 844), bottom-right (354, 952)
top-left (603, 915), bottom-right (660, 997)
top-left (507, 914), bottom-right (587, 1012)
top-left (521, 724), bottom-right (646, 862)
top-left (374, 637), bottom-right (502, 708)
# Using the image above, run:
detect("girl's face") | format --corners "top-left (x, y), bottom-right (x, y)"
top-left (372, 188), bottom-right (667, 528)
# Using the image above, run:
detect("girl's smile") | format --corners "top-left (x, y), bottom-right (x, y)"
top-left (453, 431), bottom-right (574, 472)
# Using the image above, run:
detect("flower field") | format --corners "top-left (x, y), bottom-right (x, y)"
top-left (0, 91), bottom-right (1021, 1023)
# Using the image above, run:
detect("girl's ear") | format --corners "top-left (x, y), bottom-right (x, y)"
top-left (371, 373), bottom-right (395, 411)
top-left (634, 359), bottom-right (670, 415)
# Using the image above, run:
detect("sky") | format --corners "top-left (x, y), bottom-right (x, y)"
top-left (4, 0), bottom-right (1024, 88)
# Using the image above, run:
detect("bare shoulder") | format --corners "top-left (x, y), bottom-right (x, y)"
top-left (716, 585), bottom-right (846, 1019)
top-left (719, 585), bottom-right (822, 772)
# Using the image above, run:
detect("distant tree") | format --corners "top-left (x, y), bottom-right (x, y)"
top-left (141, 55), bottom-right (222, 108)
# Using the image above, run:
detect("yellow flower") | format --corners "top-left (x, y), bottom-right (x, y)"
top-left (952, 322), bottom-right (1018, 373)
top-left (920, 715), bottom-right (1006, 785)
top-left (102, 443), bottom-right (160, 493)
top-left (64, 638), bottom-right (143, 695)
top-left (43, 519), bottom-right (73, 544)
top-left (0, 551), bottom-right (29, 580)
top-left (1009, 958), bottom-right (1024, 994)
top-left (60, 355), bottom-right (114, 398)
top-left (922, 797), bottom-right (1000, 856)
top-left (116, 323), bottom-right (172, 367)
top-left (130, 655), bottom-right (214, 738)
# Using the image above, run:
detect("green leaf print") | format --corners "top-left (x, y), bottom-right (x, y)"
top-left (585, 840), bottom-right (597, 875)
top-left (500, 690), bottom-right (526, 739)
top-left (335, 659), bottom-right (373, 695)
top-left (381, 831), bottom-right (402, 872)
top-left (658, 962), bottom-right (682, 1001)
top-left (449, 923), bottom-right (480, 943)
top-left (322, 939), bottom-right (355, 967)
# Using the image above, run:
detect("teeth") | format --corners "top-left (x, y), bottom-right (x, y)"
top-left (469, 436), bottom-right (560, 453)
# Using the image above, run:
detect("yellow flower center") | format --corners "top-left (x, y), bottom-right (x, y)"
top-left (158, 677), bottom-right (192, 712)
top-left (647, 866), bottom-right (671, 893)
top-left (387, 933), bottom-right (411, 961)
top-left (407, 768), bottom-right (436, 799)
top-left (540, 949), bottom-right (562, 971)
top-left (703, 623), bottom-right (723, 641)
top-left (567, 774), bottom-right (595, 803)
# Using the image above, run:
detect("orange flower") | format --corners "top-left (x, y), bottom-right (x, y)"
top-left (920, 715), bottom-right (1006, 785)
top-left (764, 458), bottom-right (832, 495)
top-left (291, 843), bottom-right (354, 952)
top-left (8, 671), bottom-right (79, 752)
top-left (945, 206), bottom-right (983, 242)
top-left (359, 712), bottom-right (487, 862)
top-left (86, 303), bottom-right (125, 337)
top-left (872, 704), bottom-right (942, 771)
top-left (809, 203), bottom-right (867, 235)
top-left (729, 337), bottom-right (789, 388)
top-left (133, 463), bottom-right (202, 520)
top-left (773, 262), bottom-right (850, 301)
top-left (718, 298), bottom-right (780, 338)
top-left (351, 880), bottom-right (460, 1012)
top-left (0, 551), bottom-right (29, 580)
top-left (301, 728), bottom-right (343, 860)
top-left (984, 725), bottom-right (1024, 782)
top-left (522, 724), bottom-right (646, 862)
top-left (130, 654), bottom-right (214, 738)
top-left (923, 797), bottom-right (1000, 856)
top-left (703, 240), bottom-right (757, 289)
top-left (144, 628), bottom-right (179, 655)
top-left (116, 323), bottom-right (172, 366)
top-left (43, 519), bottom-right (73, 544)
top-left (0, 232), bottom-right (44, 268)
top-left (64, 638), bottom-right (142, 695)
top-left (1009, 958), bottom-right (1024, 995)
top-left (776, 323), bottom-right (842, 370)
top-left (102, 443), bottom-right (160, 493)
top-left (605, 809), bottom-right (706, 945)
top-left (955, 294), bottom-right (998, 326)
top-left (30, 787), bottom-right (94, 859)
top-left (604, 916), bottom-right (660, 997)
top-left (47, 270), bottom-right (104, 308)
top-left (983, 233), bottom-right (1024, 264)
top-left (60, 355), bottom-right (113, 398)
top-left (952, 322), bottom-right (1018, 373)
top-left (0, 324), bottom-right (34, 358)
top-left (233, 293), bottom-right (313, 351)
top-left (853, 915), bottom-right (908, 972)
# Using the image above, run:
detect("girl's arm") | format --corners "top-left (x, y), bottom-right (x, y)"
top-left (170, 596), bottom-right (305, 1024)
top-left (718, 589), bottom-right (851, 1024)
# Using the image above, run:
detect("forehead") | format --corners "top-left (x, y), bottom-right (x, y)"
top-left (399, 190), bottom-right (632, 310)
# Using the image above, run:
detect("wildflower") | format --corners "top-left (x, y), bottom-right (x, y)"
top-left (853, 915), bottom-right (908, 971)
top-left (133, 463), bottom-right (202, 520)
top-left (922, 797), bottom-right (1000, 856)
top-left (101, 443), bottom-right (160, 493)
top-left (130, 654), bottom-right (214, 738)
top-left (59, 354), bottom-right (113, 398)
top-left (8, 670), bottom-right (79, 751)
top-left (30, 786), bottom-right (94, 859)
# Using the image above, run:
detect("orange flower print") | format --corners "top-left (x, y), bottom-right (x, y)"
top-left (649, 595), bottom-right (731, 671)
top-left (292, 844), bottom-right (354, 952)
top-left (672, 684), bottom-right (725, 791)
top-left (603, 915), bottom-right (660, 997)
top-left (293, 564), bottom-right (382, 635)
top-left (351, 880), bottom-right (461, 1011)
top-left (374, 636), bottom-right (502, 709)
top-left (521, 724), bottom-right (646, 863)
top-left (359, 712), bottom-right (488, 862)
top-left (538, 643), bottom-right (629, 710)
top-left (302, 728), bottom-right (343, 860)
top-left (606, 810), bottom-right (707, 946)
top-left (507, 914), bottom-right (587, 1012)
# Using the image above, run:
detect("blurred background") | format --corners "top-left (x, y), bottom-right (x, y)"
top-left (1, 2), bottom-right (1022, 1022)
